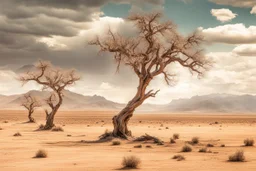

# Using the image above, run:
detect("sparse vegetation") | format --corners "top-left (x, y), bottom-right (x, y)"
top-left (199, 148), bottom-right (208, 153)
top-left (34, 149), bottom-right (48, 158)
top-left (244, 138), bottom-right (254, 146)
top-left (146, 145), bottom-right (152, 148)
top-left (228, 150), bottom-right (245, 162)
top-left (134, 144), bottom-right (142, 148)
top-left (99, 129), bottom-right (112, 140)
top-left (221, 144), bottom-right (225, 147)
top-left (112, 140), bottom-right (121, 146)
top-left (191, 137), bottom-right (199, 144)
top-left (51, 126), bottom-right (64, 132)
top-left (13, 132), bottom-right (22, 136)
top-left (172, 154), bottom-right (185, 161)
top-left (206, 143), bottom-right (214, 147)
top-left (170, 138), bottom-right (176, 144)
top-left (122, 155), bottom-right (141, 169)
top-left (173, 133), bottom-right (180, 140)
top-left (181, 144), bottom-right (192, 152)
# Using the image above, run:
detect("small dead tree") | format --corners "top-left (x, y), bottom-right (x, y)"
top-left (90, 12), bottom-right (212, 139)
top-left (19, 61), bottom-right (80, 130)
top-left (21, 93), bottom-right (41, 123)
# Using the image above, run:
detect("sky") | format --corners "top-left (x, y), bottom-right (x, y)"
top-left (1, 0), bottom-right (256, 104)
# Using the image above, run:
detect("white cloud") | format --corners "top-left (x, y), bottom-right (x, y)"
top-left (251, 6), bottom-right (256, 14)
top-left (211, 9), bottom-right (237, 22)
top-left (233, 44), bottom-right (256, 56)
top-left (210, 0), bottom-right (256, 8)
top-left (199, 24), bottom-right (256, 44)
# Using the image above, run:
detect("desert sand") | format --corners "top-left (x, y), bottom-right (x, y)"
top-left (1, 110), bottom-right (256, 171)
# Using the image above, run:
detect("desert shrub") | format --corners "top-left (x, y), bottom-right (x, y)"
top-left (67, 134), bottom-right (72, 137)
top-left (181, 144), bottom-right (192, 152)
top-left (13, 132), bottom-right (22, 136)
top-left (122, 155), bottom-right (141, 169)
top-left (34, 149), bottom-right (48, 158)
top-left (206, 143), bottom-right (214, 147)
top-left (134, 144), bottom-right (142, 148)
top-left (112, 140), bottom-right (121, 146)
top-left (172, 154), bottom-right (185, 161)
top-left (220, 144), bottom-right (225, 147)
top-left (52, 126), bottom-right (64, 132)
top-left (244, 138), bottom-right (254, 146)
top-left (191, 137), bottom-right (199, 144)
top-left (173, 133), bottom-right (180, 140)
top-left (146, 145), bottom-right (152, 148)
top-left (199, 148), bottom-right (207, 153)
top-left (0, 127), bottom-right (3, 130)
top-left (170, 138), bottom-right (176, 144)
top-left (228, 150), bottom-right (245, 162)
top-left (3, 120), bottom-right (8, 123)
top-left (99, 129), bottom-right (112, 140)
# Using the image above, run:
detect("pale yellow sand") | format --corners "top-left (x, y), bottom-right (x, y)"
top-left (1, 110), bottom-right (256, 171)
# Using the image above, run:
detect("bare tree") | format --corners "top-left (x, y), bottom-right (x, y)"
top-left (19, 61), bottom-right (80, 130)
top-left (90, 12), bottom-right (212, 139)
top-left (21, 93), bottom-right (41, 123)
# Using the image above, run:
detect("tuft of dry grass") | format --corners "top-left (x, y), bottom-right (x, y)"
top-left (13, 132), bottom-right (22, 136)
top-left (221, 144), bottom-right (225, 147)
top-left (122, 155), bottom-right (141, 169)
top-left (34, 149), bottom-right (48, 158)
top-left (244, 138), bottom-right (254, 146)
top-left (173, 133), bottom-right (180, 140)
top-left (228, 150), bottom-right (245, 162)
top-left (191, 137), bottom-right (199, 144)
top-left (38, 124), bottom-right (45, 130)
top-left (0, 127), bottom-right (3, 130)
top-left (52, 126), bottom-right (64, 132)
top-left (112, 140), bottom-right (121, 146)
top-left (134, 144), bottom-right (142, 148)
top-left (181, 144), bottom-right (192, 152)
top-left (170, 138), bottom-right (176, 144)
top-left (146, 145), bottom-right (152, 148)
top-left (3, 120), bottom-right (8, 123)
top-left (206, 143), bottom-right (214, 147)
top-left (199, 147), bottom-right (208, 153)
top-left (172, 154), bottom-right (185, 161)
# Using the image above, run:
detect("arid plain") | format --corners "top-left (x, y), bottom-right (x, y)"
top-left (1, 110), bottom-right (256, 171)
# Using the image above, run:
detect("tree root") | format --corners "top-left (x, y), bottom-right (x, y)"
top-left (133, 133), bottom-right (164, 145)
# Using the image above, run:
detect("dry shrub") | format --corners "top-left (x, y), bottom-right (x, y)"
top-left (122, 155), bottom-right (141, 169)
top-left (146, 145), bottom-right (152, 148)
top-left (181, 144), bottom-right (192, 152)
top-left (172, 154), bottom-right (185, 161)
top-left (3, 120), bottom-right (8, 123)
top-left (0, 127), bottom-right (3, 130)
top-left (191, 137), bottom-right (199, 144)
top-left (206, 143), bottom-right (214, 147)
top-left (112, 140), bottom-right (121, 146)
top-left (173, 133), bottom-right (180, 140)
top-left (13, 132), bottom-right (22, 136)
top-left (244, 138), bottom-right (254, 146)
top-left (221, 144), bottom-right (225, 147)
top-left (134, 144), bottom-right (142, 148)
top-left (170, 138), bottom-right (176, 144)
top-left (228, 150), bottom-right (245, 162)
top-left (52, 126), bottom-right (64, 132)
top-left (34, 149), bottom-right (48, 158)
top-left (99, 129), bottom-right (112, 140)
top-left (199, 148), bottom-right (207, 153)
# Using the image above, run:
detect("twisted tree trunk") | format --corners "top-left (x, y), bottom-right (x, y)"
top-left (28, 110), bottom-right (35, 123)
top-left (44, 93), bottom-right (63, 130)
top-left (112, 77), bottom-right (151, 139)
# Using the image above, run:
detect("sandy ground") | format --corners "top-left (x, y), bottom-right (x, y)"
top-left (1, 110), bottom-right (256, 171)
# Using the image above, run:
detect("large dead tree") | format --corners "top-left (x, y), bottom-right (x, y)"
top-left (21, 93), bottom-right (41, 123)
top-left (90, 12), bottom-right (212, 139)
top-left (19, 61), bottom-right (80, 130)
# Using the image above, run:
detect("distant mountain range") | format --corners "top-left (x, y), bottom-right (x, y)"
top-left (0, 90), bottom-right (256, 113)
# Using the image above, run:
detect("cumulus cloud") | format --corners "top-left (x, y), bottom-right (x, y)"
top-left (210, 0), bottom-right (256, 8)
top-left (199, 24), bottom-right (256, 44)
top-left (251, 6), bottom-right (256, 14)
top-left (211, 9), bottom-right (237, 22)
top-left (233, 44), bottom-right (256, 56)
